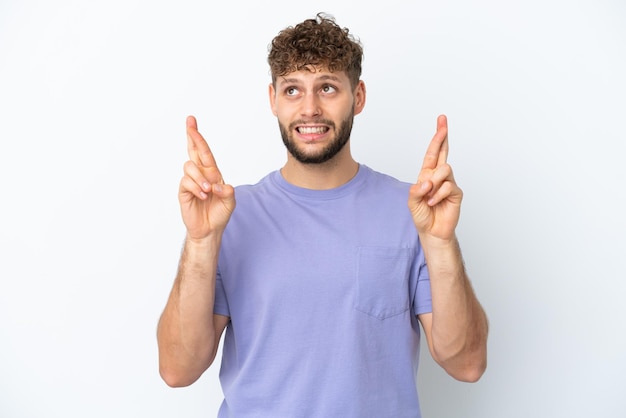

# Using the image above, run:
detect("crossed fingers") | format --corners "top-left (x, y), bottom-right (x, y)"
top-left (187, 116), bottom-right (222, 174)
top-left (418, 115), bottom-right (458, 206)
top-left (420, 114), bottom-right (449, 176)
top-left (183, 116), bottom-right (224, 199)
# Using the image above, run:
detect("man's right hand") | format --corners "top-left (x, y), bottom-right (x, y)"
top-left (179, 115), bottom-right (236, 240)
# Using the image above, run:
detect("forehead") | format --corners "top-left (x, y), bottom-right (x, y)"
top-left (275, 67), bottom-right (350, 86)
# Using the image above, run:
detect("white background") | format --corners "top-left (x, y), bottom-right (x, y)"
top-left (1, 0), bottom-right (625, 417)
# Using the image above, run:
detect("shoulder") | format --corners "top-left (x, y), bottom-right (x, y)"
top-left (233, 172), bottom-right (276, 199)
top-left (360, 165), bottom-right (412, 197)
top-left (228, 171), bottom-right (286, 222)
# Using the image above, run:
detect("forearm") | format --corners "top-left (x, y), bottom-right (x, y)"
top-left (420, 234), bottom-right (488, 381)
top-left (157, 234), bottom-right (223, 386)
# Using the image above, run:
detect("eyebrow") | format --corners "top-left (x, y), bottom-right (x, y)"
top-left (278, 74), bottom-right (343, 85)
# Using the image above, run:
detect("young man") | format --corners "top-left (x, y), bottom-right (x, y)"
top-left (157, 13), bottom-right (488, 418)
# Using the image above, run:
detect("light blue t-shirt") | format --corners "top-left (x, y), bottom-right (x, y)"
top-left (214, 165), bottom-right (432, 418)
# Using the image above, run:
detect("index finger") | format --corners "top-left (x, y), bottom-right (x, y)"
top-left (186, 115), bottom-right (217, 168)
top-left (421, 114), bottom-right (449, 171)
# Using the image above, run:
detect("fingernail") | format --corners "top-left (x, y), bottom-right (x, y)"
top-left (213, 184), bottom-right (223, 193)
top-left (203, 182), bottom-right (210, 191)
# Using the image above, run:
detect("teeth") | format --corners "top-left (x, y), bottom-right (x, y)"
top-left (299, 126), bottom-right (327, 134)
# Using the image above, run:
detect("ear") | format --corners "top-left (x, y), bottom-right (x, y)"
top-left (269, 83), bottom-right (278, 116)
top-left (353, 80), bottom-right (366, 115)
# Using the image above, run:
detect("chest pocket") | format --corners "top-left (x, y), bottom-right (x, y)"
top-left (354, 246), bottom-right (412, 320)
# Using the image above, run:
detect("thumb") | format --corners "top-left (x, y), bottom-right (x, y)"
top-left (409, 180), bottom-right (432, 203)
top-left (408, 182), bottom-right (432, 230)
top-left (212, 183), bottom-right (236, 206)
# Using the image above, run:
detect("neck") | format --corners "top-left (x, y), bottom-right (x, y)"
top-left (280, 147), bottom-right (359, 190)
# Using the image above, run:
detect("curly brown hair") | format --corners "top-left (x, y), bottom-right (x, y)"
top-left (268, 13), bottom-right (363, 89)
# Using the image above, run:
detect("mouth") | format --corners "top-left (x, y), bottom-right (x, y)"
top-left (296, 125), bottom-right (330, 135)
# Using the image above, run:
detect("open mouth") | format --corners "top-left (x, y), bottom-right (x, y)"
top-left (297, 126), bottom-right (329, 135)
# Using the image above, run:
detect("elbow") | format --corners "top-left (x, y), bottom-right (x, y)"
top-left (157, 339), bottom-right (217, 388)
top-left (450, 359), bottom-right (487, 383)
top-left (159, 365), bottom-right (201, 388)
top-left (434, 343), bottom-right (487, 383)
top-left (158, 352), bottom-right (213, 388)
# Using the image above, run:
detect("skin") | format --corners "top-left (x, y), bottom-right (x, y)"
top-left (409, 114), bottom-right (489, 382)
top-left (270, 67), bottom-right (366, 189)
top-left (157, 67), bottom-right (488, 387)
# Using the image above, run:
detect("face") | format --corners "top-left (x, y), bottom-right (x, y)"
top-left (269, 68), bottom-right (366, 165)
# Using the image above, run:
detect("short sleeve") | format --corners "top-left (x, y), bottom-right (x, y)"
top-left (214, 267), bottom-right (231, 317)
top-left (412, 249), bottom-right (432, 316)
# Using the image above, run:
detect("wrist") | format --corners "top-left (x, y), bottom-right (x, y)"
top-left (418, 232), bottom-right (458, 251)
top-left (184, 232), bottom-right (223, 253)
top-left (418, 233), bottom-right (466, 278)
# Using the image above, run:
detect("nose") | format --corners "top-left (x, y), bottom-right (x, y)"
top-left (300, 93), bottom-right (321, 118)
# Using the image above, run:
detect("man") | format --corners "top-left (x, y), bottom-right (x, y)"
top-left (157, 13), bottom-right (488, 418)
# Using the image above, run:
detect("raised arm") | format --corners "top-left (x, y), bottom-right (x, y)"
top-left (157, 116), bottom-right (235, 387)
top-left (408, 115), bottom-right (488, 382)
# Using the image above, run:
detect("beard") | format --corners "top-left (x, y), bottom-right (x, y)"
top-left (278, 110), bottom-right (354, 164)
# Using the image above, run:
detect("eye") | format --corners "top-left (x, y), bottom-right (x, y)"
top-left (321, 84), bottom-right (337, 94)
top-left (285, 87), bottom-right (299, 96)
